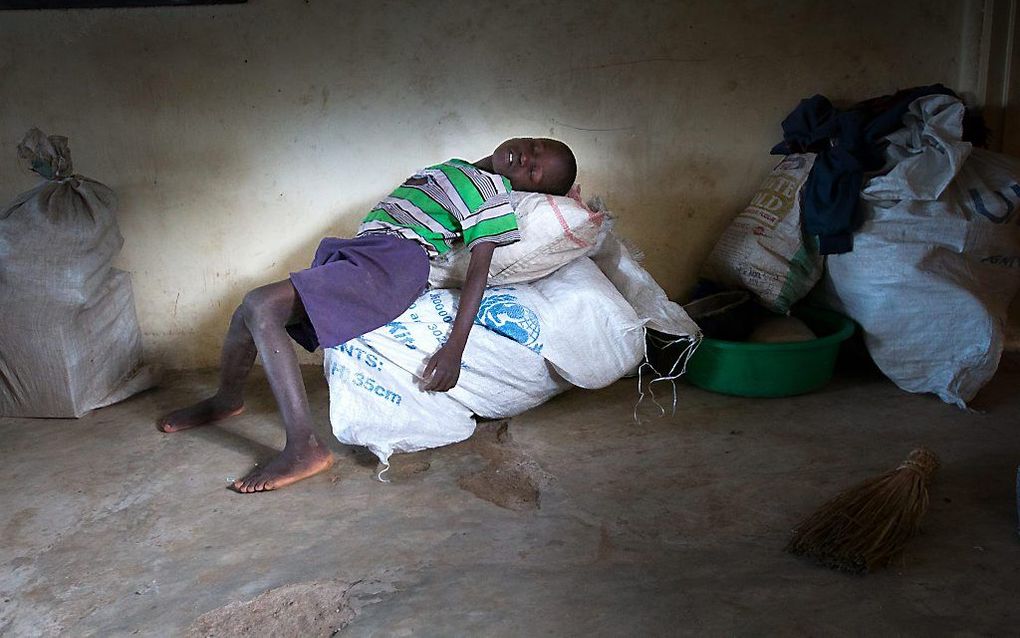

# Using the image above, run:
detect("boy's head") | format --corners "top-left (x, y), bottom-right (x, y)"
top-left (491, 138), bottom-right (576, 196)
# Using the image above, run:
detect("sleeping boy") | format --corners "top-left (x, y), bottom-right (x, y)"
top-left (157, 138), bottom-right (577, 492)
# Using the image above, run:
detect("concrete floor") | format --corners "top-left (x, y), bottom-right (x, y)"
top-left (2, 358), bottom-right (1020, 636)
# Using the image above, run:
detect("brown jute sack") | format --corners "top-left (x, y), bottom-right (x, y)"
top-left (0, 128), bottom-right (155, 417)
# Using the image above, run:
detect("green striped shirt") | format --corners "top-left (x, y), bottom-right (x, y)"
top-left (356, 159), bottom-right (520, 257)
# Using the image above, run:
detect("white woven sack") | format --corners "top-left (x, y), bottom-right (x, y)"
top-left (823, 147), bottom-right (1020, 408)
top-left (427, 188), bottom-right (606, 288)
top-left (325, 257), bottom-right (646, 466)
top-left (325, 286), bottom-right (570, 467)
top-left (589, 220), bottom-right (701, 340)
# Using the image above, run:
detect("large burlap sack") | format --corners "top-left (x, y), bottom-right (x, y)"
top-left (700, 153), bottom-right (822, 313)
top-left (426, 187), bottom-right (606, 288)
top-left (0, 129), bottom-right (155, 417)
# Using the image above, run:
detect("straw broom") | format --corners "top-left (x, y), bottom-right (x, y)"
top-left (786, 447), bottom-right (939, 574)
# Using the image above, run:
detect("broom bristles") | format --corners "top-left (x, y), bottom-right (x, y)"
top-left (786, 448), bottom-right (939, 574)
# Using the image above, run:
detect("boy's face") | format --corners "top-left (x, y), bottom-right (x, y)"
top-left (491, 138), bottom-right (572, 194)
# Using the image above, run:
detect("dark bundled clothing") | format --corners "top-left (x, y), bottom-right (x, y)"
top-left (771, 84), bottom-right (957, 254)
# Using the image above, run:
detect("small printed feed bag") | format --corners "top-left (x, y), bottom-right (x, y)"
top-left (700, 153), bottom-right (821, 313)
top-left (822, 97), bottom-right (1019, 408)
top-left (0, 129), bottom-right (154, 417)
top-left (427, 188), bottom-right (606, 288)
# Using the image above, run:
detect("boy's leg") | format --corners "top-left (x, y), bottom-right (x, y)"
top-left (156, 305), bottom-right (256, 433)
top-left (157, 279), bottom-right (333, 492)
top-left (229, 280), bottom-right (333, 492)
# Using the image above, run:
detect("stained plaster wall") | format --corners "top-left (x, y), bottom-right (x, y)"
top-left (0, 0), bottom-right (983, 368)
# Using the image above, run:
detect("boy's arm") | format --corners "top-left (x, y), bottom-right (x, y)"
top-left (422, 241), bottom-right (497, 392)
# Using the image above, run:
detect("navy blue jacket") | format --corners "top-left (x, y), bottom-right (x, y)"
top-left (771, 84), bottom-right (956, 254)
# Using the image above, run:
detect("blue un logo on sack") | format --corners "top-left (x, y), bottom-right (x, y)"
top-left (475, 293), bottom-right (542, 353)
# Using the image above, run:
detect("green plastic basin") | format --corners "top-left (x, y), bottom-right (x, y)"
top-left (686, 306), bottom-right (856, 398)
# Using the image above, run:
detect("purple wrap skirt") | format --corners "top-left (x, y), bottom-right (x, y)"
top-left (287, 234), bottom-right (429, 352)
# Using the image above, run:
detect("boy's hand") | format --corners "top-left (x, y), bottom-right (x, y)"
top-left (422, 241), bottom-right (495, 393)
top-left (422, 342), bottom-right (464, 392)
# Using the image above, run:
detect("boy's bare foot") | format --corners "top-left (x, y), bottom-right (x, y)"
top-left (232, 435), bottom-right (334, 493)
top-left (156, 397), bottom-right (245, 433)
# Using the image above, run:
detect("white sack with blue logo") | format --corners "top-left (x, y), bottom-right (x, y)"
top-left (324, 257), bottom-right (644, 465)
top-left (821, 95), bottom-right (1020, 407)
